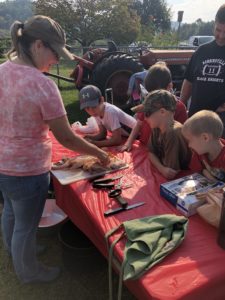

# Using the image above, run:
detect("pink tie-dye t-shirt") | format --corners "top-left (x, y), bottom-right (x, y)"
top-left (0, 61), bottom-right (66, 176)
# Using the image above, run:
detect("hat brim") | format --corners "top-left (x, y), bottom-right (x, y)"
top-left (131, 104), bottom-right (144, 113)
top-left (80, 98), bottom-right (99, 110)
top-left (131, 104), bottom-right (162, 115)
top-left (52, 44), bottom-right (74, 60)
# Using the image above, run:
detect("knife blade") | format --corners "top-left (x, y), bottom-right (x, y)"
top-left (92, 182), bottom-right (115, 189)
top-left (104, 202), bottom-right (145, 217)
top-left (92, 175), bottom-right (123, 184)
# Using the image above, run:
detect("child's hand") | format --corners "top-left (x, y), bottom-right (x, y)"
top-left (84, 136), bottom-right (93, 143)
top-left (118, 143), bottom-right (132, 152)
top-left (202, 169), bottom-right (218, 182)
top-left (161, 167), bottom-right (178, 179)
top-left (84, 134), bottom-right (92, 139)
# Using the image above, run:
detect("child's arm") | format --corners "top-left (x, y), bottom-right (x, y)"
top-left (90, 128), bottom-right (123, 147)
top-left (180, 79), bottom-right (192, 106)
top-left (149, 152), bottom-right (178, 179)
top-left (84, 124), bottom-right (107, 141)
top-left (119, 121), bottom-right (143, 152)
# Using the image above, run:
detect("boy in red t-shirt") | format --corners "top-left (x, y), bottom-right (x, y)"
top-left (120, 61), bottom-right (187, 151)
top-left (182, 110), bottom-right (225, 181)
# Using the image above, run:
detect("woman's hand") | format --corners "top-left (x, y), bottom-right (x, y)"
top-left (97, 150), bottom-right (110, 166)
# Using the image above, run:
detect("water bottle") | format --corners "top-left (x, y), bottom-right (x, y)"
top-left (217, 191), bottom-right (225, 249)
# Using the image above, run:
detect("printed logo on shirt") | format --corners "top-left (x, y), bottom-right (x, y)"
top-left (203, 64), bottom-right (221, 77)
top-left (197, 58), bottom-right (225, 83)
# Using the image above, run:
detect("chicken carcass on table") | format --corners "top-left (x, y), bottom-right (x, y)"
top-left (52, 154), bottom-right (126, 174)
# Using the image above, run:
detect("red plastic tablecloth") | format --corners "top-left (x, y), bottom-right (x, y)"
top-left (51, 132), bottom-right (225, 300)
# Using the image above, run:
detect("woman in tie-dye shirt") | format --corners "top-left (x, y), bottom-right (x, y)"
top-left (0, 15), bottom-right (109, 284)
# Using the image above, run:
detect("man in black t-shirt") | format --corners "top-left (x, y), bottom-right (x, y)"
top-left (181, 4), bottom-right (225, 118)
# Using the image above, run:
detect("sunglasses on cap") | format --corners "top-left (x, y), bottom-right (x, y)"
top-left (144, 109), bottom-right (159, 118)
top-left (144, 104), bottom-right (167, 117)
top-left (43, 42), bottom-right (59, 60)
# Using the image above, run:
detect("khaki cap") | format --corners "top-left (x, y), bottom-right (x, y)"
top-left (25, 15), bottom-right (74, 60)
top-left (141, 90), bottom-right (177, 115)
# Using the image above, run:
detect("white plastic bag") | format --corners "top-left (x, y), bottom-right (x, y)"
top-left (72, 117), bottom-right (99, 134)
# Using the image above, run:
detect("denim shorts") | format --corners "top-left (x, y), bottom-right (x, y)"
top-left (0, 172), bottom-right (50, 201)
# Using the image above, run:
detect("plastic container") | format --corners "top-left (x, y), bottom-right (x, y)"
top-left (58, 220), bottom-right (105, 274)
top-left (38, 199), bottom-right (68, 236)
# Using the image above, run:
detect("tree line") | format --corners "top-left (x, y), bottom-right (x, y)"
top-left (0, 0), bottom-right (215, 48)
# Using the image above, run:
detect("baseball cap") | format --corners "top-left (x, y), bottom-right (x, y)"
top-left (79, 85), bottom-right (102, 110)
top-left (141, 89), bottom-right (177, 116)
top-left (50, 42), bottom-right (74, 61)
top-left (24, 15), bottom-right (74, 60)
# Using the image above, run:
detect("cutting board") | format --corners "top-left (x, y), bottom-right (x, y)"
top-left (51, 164), bottom-right (129, 185)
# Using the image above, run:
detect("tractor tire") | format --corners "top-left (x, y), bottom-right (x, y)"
top-left (92, 54), bottom-right (144, 108)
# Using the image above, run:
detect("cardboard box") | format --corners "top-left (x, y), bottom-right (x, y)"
top-left (160, 173), bottom-right (224, 217)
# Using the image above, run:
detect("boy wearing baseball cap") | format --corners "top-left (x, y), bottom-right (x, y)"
top-left (143, 89), bottom-right (191, 179)
top-left (79, 85), bottom-right (137, 147)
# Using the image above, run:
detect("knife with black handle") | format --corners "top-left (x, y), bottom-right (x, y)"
top-left (104, 202), bottom-right (145, 217)
top-left (92, 182), bottom-right (115, 189)
top-left (92, 175), bottom-right (123, 184)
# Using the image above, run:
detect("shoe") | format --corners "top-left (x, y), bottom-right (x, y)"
top-left (23, 265), bottom-right (61, 284)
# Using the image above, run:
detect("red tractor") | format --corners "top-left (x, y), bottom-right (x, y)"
top-left (47, 41), bottom-right (194, 108)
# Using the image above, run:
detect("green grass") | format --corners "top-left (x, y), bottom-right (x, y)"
top-left (44, 61), bottom-right (89, 125)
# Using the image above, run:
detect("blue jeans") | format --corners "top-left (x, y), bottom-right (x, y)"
top-left (0, 172), bottom-right (50, 282)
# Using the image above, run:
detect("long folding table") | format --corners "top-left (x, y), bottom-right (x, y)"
top-left (51, 132), bottom-right (225, 300)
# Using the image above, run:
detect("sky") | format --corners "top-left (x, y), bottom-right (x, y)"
top-left (167, 0), bottom-right (225, 23)
top-left (0, 0), bottom-right (224, 24)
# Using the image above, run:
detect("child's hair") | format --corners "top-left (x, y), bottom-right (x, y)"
top-left (183, 110), bottom-right (223, 138)
top-left (144, 61), bottom-right (172, 92)
top-left (7, 15), bottom-right (70, 66)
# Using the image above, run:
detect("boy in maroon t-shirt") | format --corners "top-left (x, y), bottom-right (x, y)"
top-left (120, 61), bottom-right (187, 152)
top-left (182, 110), bottom-right (225, 181)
